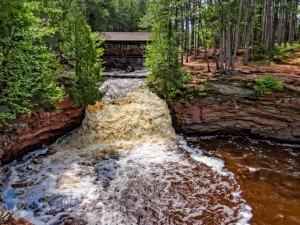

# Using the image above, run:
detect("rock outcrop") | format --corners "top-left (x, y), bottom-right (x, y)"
top-left (169, 79), bottom-right (300, 142)
top-left (0, 100), bottom-right (85, 165)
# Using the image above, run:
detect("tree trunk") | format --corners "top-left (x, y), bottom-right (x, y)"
top-left (278, 0), bottom-right (283, 45)
top-left (289, 0), bottom-right (298, 44)
top-left (190, 1), bottom-right (194, 55)
top-left (204, 38), bottom-right (211, 72)
top-left (262, 0), bottom-right (267, 42)
top-left (185, 1), bottom-right (190, 63)
top-left (180, 3), bottom-right (184, 65)
top-left (244, 0), bottom-right (254, 65)
top-left (213, 35), bottom-right (220, 70)
top-left (232, 0), bottom-right (243, 70)
top-left (269, 0), bottom-right (278, 60)
top-left (218, 0), bottom-right (224, 73)
top-left (226, 1), bottom-right (232, 71)
top-left (284, 0), bottom-right (290, 46)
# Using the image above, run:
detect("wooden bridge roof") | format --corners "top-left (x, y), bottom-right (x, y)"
top-left (100, 32), bottom-right (151, 42)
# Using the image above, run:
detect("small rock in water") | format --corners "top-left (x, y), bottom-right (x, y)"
top-left (48, 146), bottom-right (59, 155)
top-left (33, 158), bottom-right (43, 164)
top-left (125, 65), bottom-right (135, 73)
top-left (11, 181), bottom-right (34, 188)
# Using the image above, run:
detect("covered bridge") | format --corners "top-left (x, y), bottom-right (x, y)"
top-left (100, 32), bottom-right (151, 57)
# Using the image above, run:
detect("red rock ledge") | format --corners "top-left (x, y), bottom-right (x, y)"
top-left (0, 100), bottom-right (85, 165)
top-left (168, 80), bottom-right (300, 143)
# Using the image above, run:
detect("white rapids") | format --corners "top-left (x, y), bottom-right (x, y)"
top-left (0, 79), bottom-right (252, 225)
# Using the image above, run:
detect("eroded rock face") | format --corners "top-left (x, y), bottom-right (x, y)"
top-left (169, 82), bottom-right (300, 142)
top-left (0, 100), bottom-right (85, 165)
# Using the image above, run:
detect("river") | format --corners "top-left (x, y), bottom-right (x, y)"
top-left (0, 79), bottom-right (299, 225)
top-left (187, 135), bottom-right (300, 225)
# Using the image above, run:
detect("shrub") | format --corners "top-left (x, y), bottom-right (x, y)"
top-left (203, 76), bottom-right (213, 91)
top-left (254, 76), bottom-right (284, 95)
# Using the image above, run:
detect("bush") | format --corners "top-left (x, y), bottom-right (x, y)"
top-left (254, 76), bottom-right (284, 95)
top-left (203, 76), bottom-right (213, 91)
top-left (253, 44), bottom-right (269, 61)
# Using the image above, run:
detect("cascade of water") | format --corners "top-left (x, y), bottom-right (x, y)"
top-left (0, 79), bottom-right (252, 225)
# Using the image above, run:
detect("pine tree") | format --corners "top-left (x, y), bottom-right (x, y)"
top-left (60, 0), bottom-right (104, 106)
top-left (145, 0), bottom-right (190, 99)
top-left (0, 0), bottom-right (63, 123)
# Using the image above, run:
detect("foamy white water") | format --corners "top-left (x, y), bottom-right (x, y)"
top-left (0, 79), bottom-right (252, 224)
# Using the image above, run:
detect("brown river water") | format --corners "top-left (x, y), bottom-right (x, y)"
top-left (0, 79), bottom-right (299, 225)
top-left (186, 135), bottom-right (300, 225)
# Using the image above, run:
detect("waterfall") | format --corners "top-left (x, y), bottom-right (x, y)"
top-left (0, 79), bottom-right (252, 225)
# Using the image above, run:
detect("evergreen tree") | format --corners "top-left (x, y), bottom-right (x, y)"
top-left (0, 0), bottom-right (63, 123)
top-left (60, 0), bottom-right (104, 106)
top-left (145, 0), bottom-right (190, 99)
top-left (0, 0), bottom-right (105, 124)
top-left (82, 0), bottom-right (147, 32)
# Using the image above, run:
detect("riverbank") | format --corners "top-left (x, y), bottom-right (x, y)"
top-left (0, 100), bottom-right (84, 165)
top-left (168, 75), bottom-right (300, 143)
top-left (1, 57), bottom-right (300, 165)
top-left (168, 51), bottom-right (300, 143)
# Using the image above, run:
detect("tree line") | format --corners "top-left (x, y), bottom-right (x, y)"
top-left (144, 0), bottom-right (300, 99)
top-left (0, 0), bottom-right (150, 124)
top-left (143, 0), bottom-right (300, 74)
top-left (77, 0), bottom-right (147, 32)
top-left (1, 0), bottom-right (299, 122)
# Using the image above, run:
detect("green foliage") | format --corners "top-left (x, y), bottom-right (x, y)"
top-left (276, 43), bottom-right (300, 54)
top-left (273, 43), bottom-right (300, 63)
top-left (183, 76), bottom-right (213, 98)
top-left (254, 76), bottom-right (284, 95)
top-left (80, 0), bottom-right (147, 32)
top-left (203, 76), bottom-right (213, 91)
top-left (145, 0), bottom-right (191, 99)
top-left (61, 1), bottom-right (104, 106)
top-left (253, 44), bottom-right (269, 61)
top-left (138, 12), bottom-right (152, 31)
top-left (250, 60), bottom-right (272, 66)
top-left (0, 0), bottom-right (105, 124)
top-left (0, 0), bottom-right (63, 124)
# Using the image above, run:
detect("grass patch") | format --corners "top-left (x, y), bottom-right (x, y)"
top-left (273, 43), bottom-right (300, 63)
top-left (254, 76), bottom-right (284, 95)
top-left (183, 75), bottom-right (213, 98)
top-left (250, 60), bottom-right (272, 66)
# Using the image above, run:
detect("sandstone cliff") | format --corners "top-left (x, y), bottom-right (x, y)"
top-left (0, 100), bottom-right (85, 165)
top-left (169, 77), bottom-right (300, 142)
